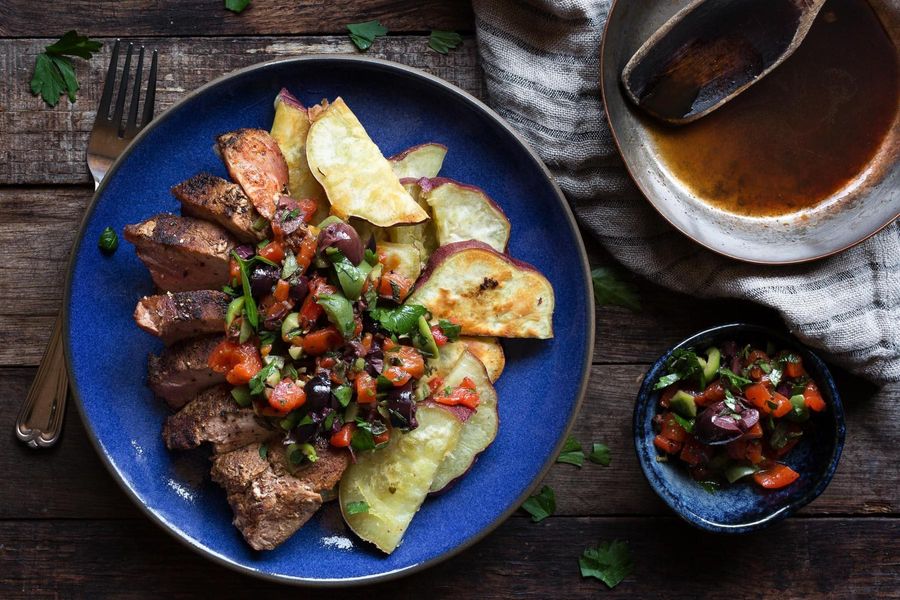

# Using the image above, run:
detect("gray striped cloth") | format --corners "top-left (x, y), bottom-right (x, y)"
top-left (472, 0), bottom-right (900, 385)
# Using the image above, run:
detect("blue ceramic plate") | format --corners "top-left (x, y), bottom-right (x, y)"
top-left (63, 57), bottom-right (593, 585)
top-left (634, 324), bottom-right (845, 533)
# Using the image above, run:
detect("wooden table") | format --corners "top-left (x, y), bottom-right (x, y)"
top-left (0, 2), bottom-right (897, 597)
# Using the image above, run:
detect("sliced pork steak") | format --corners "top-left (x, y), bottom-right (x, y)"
top-left (217, 129), bottom-right (288, 220)
top-left (134, 290), bottom-right (229, 345)
top-left (171, 173), bottom-right (265, 242)
top-left (147, 335), bottom-right (224, 409)
top-left (211, 441), bottom-right (350, 551)
top-left (124, 213), bottom-right (235, 292)
top-left (163, 384), bottom-right (276, 453)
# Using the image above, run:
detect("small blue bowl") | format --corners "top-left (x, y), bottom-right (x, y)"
top-left (634, 323), bottom-right (845, 533)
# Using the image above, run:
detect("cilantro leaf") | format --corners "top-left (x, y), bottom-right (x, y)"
top-left (345, 501), bottom-right (369, 515)
top-left (653, 348), bottom-right (704, 390)
top-left (316, 293), bottom-right (355, 339)
top-left (45, 31), bottom-right (103, 59)
top-left (588, 442), bottom-right (611, 466)
top-left (429, 30), bottom-right (463, 54)
top-left (368, 304), bottom-right (428, 336)
top-left (521, 485), bottom-right (555, 522)
top-left (31, 32), bottom-right (102, 107)
top-left (333, 385), bottom-right (352, 408)
top-left (225, 0), bottom-right (251, 13)
top-left (437, 319), bottom-right (461, 341)
top-left (579, 540), bottom-right (634, 589)
top-left (591, 267), bottom-right (640, 311)
top-left (258, 443), bottom-right (268, 459)
top-left (347, 20), bottom-right (388, 51)
top-left (556, 435), bottom-right (584, 467)
top-left (718, 367), bottom-right (752, 391)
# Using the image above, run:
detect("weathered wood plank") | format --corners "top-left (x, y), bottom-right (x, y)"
top-left (0, 189), bottom-right (783, 366)
top-left (0, 366), bottom-right (892, 519)
top-left (0, 36), bottom-right (483, 186)
top-left (0, 517), bottom-right (895, 598)
top-left (0, 1), bottom-right (474, 37)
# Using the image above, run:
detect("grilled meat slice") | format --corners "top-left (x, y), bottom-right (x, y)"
top-left (124, 213), bottom-right (235, 292)
top-left (163, 385), bottom-right (276, 453)
top-left (218, 129), bottom-right (288, 220)
top-left (147, 335), bottom-right (225, 409)
top-left (171, 173), bottom-right (265, 242)
top-left (134, 290), bottom-right (229, 345)
top-left (211, 441), bottom-right (350, 551)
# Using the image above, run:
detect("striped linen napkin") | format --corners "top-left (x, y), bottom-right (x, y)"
top-left (471, 0), bottom-right (900, 385)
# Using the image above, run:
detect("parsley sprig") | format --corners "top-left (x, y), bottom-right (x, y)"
top-left (429, 30), bottom-right (463, 54)
top-left (580, 540), bottom-right (634, 589)
top-left (31, 31), bottom-right (102, 107)
top-left (347, 20), bottom-right (388, 51)
top-left (591, 267), bottom-right (641, 311)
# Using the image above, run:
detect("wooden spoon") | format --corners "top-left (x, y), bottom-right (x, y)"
top-left (621, 0), bottom-right (828, 125)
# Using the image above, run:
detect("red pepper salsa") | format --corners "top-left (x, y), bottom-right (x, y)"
top-left (652, 341), bottom-right (825, 490)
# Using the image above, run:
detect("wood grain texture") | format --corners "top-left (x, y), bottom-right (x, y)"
top-left (0, 366), bottom-right (894, 520)
top-left (0, 516), bottom-right (896, 598)
top-left (0, 36), bottom-right (483, 186)
top-left (0, 1), bottom-right (474, 37)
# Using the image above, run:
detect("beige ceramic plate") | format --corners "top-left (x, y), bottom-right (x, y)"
top-left (601, 0), bottom-right (899, 264)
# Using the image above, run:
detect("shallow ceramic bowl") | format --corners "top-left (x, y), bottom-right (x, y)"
top-left (601, 0), bottom-right (900, 264)
top-left (634, 324), bottom-right (845, 533)
top-left (63, 56), bottom-right (593, 585)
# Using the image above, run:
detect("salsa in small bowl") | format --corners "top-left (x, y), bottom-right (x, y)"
top-left (634, 324), bottom-right (845, 533)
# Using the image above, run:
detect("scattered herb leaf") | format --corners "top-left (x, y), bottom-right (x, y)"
top-left (31, 31), bottom-right (102, 107)
top-left (557, 435), bottom-right (585, 467)
top-left (225, 0), bottom-right (251, 13)
top-left (98, 226), bottom-right (118, 254)
top-left (437, 319), bottom-right (461, 341)
top-left (429, 30), bottom-right (463, 54)
top-left (369, 304), bottom-right (428, 336)
top-left (589, 442), bottom-right (611, 466)
top-left (347, 20), bottom-right (388, 51)
top-left (718, 367), bottom-right (752, 392)
top-left (521, 485), bottom-right (555, 522)
top-left (316, 293), bottom-right (356, 338)
top-left (591, 267), bottom-right (641, 311)
top-left (579, 540), bottom-right (634, 589)
top-left (334, 385), bottom-right (352, 408)
top-left (653, 348), bottom-right (704, 390)
top-left (258, 443), bottom-right (268, 459)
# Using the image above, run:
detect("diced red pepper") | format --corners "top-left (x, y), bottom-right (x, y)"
top-left (208, 339), bottom-right (263, 386)
top-left (659, 412), bottom-right (688, 443)
top-left (784, 357), bottom-right (805, 378)
top-left (330, 423), bottom-right (355, 448)
top-left (753, 464), bottom-right (800, 489)
top-left (383, 346), bottom-right (425, 387)
top-left (430, 325), bottom-right (448, 347)
top-left (355, 372), bottom-right (377, 404)
top-left (803, 381), bottom-right (826, 412)
top-left (258, 240), bottom-right (285, 263)
top-left (301, 326), bottom-right (343, 356)
top-left (770, 392), bottom-right (793, 418)
top-left (744, 382), bottom-right (774, 414)
top-left (432, 378), bottom-right (480, 409)
top-left (267, 378), bottom-right (306, 413)
top-left (373, 430), bottom-right (391, 445)
top-left (679, 436), bottom-right (710, 466)
top-left (654, 434), bottom-right (682, 455)
top-left (697, 381), bottom-right (725, 406)
top-left (274, 278), bottom-right (290, 302)
top-left (377, 271), bottom-right (413, 301)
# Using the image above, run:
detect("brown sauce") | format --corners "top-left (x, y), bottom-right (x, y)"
top-left (647, 0), bottom-right (899, 217)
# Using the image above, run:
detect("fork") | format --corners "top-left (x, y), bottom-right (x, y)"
top-left (15, 41), bottom-right (158, 448)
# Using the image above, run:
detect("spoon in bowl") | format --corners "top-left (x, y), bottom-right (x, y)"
top-left (621, 0), bottom-right (828, 124)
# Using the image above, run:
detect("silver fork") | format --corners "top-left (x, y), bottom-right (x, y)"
top-left (15, 41), bottom-right (158, 448)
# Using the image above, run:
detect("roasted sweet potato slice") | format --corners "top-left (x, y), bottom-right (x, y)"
top-left (270, 89), bottom-right (329, 224)
top-left (422, 178), bottom-right (510, 252)
top-left (407, 241), bottom-right (554, 339)
top-left (389, 143), bottom-right (448, 179)
top-left (429, 351), bottom-right (499, 493)
top-left (306, 98), bottom-right (428, 227)
top-left (388, 179), bottom-right (438, 261)
top-left (339, 404), bottom-right (461, 553)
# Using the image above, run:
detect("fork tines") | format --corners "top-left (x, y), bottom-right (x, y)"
top-left (98, 39), bottom-right (158, 138)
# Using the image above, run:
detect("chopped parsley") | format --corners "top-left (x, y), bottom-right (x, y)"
top-left (368, 304), bottom-right (428, 336)
top-left (521, 485), bottom-right (555, 522)
top-left (589, 442), bottom-right (611, 466)
top-left (30, 31), bottom-right (102, 107)
top-left (579, 540), bottom-right (634, 589)
top-left (347, 20), bottom-right (388, 51)
top-left (429, 30), bottom-right (463, 54)
top-left (437, 319), bottom-right (461, 341)
top-left (591, 267), bottom-right (641, 311)
top-left (98, 226), bottom-right (118, 254)
top-left (556, 435), bottom-right (585, 467)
